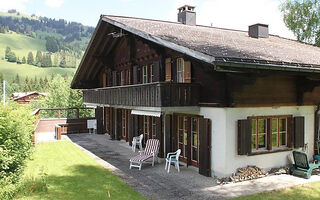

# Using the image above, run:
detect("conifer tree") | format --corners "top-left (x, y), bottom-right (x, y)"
top-left (27, 52), bottom-right (34, 65)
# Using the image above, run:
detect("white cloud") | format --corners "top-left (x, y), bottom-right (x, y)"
top-left (0, 0), bottom-right (30, 12)
top-left (168, 0), bottom-right (295, 39)
top-left (45, 0), bottom-right (65, 8)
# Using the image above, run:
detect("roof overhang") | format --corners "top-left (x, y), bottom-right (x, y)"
top-left (71, 15), bottom-right (320, 89)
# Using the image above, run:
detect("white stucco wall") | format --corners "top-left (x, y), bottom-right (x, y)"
top-left (200, 106), bottom-right (315, 177)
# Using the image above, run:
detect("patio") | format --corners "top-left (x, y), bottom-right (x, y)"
top-left (67, 133), bottom-right (320, 200)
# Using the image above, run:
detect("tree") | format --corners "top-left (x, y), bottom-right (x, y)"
top-left (35, 51), bottom-right (42, 66)
top-left (6, 51), bottom-right (17, 62)
top-left (27, 52), bottom-right (34, 65)
top-left (22, 56), bottom-right (26, 64)
top-left (281, 0), bottom-right (320, 46)
top-left (5, 46), bottom-right (11, 59)
top-left (45, 36), bottom-right (59, 53)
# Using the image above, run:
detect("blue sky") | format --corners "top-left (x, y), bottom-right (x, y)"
top-left (0, 0), bottom-right (295, 39)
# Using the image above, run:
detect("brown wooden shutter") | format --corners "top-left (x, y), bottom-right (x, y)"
top-left (199, 118), bottom-right (211, 177)
top-left (116, 109), bottom-right (122, 140)
top-left (184, 61), bottom-right (191, 83)
top-left (112, 71), bottom-right (117, 86)
top-left (95, 106), bottom-right (104, 134)
top-left (152, 61), bottom-right (160, 82)
top-left (133, 66), bottom-right (138, 84)
top-left (165, 114), bottom-right (172, 155)
top-left (102, 73), bottom-right (107, 87)
top-left (165, 58), bottom-right (172, 82)
top-left (294, 116), bottom-right (305, 148)
top-left (110, 108), bottom-right (115, 140)
top-left (237, 119), bottom-right (252, 155)
top-left (287, 116), bottom-right (294, 148)
top-left (137, 67), bottom-right (142, 84)
top-left (155, 116), bottom-right (163, 157)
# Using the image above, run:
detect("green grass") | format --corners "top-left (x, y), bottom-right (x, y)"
top-left (15, 141), bottom-right (144, 200)
top-left (232, 181), bottom-right (320, 200)
top-left (0, 32), bottom-right (46, 59)
top-left (0, 60), bottom-right (75, 81)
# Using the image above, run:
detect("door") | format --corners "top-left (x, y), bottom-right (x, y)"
top-left (177, 116), bottom-right (188, 163)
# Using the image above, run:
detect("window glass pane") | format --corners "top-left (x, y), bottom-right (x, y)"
top-left (279, 119), bottom-right (286, 132)
top-left (258, 119), bottom-right (266, 133)
top-left (184, 132), bottom-right (187, 157)
top-left (272, 133), bottom-right (277, 147)
top-left (280, 132), bottom-right (286, 146)
top-left (258, 134), bottom-right (266, 148)
top-left (193, 133), bottom-right (197, 147)
top-left (271, 118), bottom-right (278, 132)
top-left (251, 135), bottom-right (256, 149)
top-left (192, 147), bottom-right (197, 161)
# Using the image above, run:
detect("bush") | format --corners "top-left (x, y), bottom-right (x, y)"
top-left (6, 51), bottom-right (16, 62)
top-left (0, 103), bottom-right (35, 199)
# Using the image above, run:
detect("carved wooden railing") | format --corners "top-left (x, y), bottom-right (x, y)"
top-left (83, 82), bottom-right (200, 107)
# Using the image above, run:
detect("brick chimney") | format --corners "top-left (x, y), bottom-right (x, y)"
top-left (248, 23), bottom-right (269, 38)
top-left (178, 5), bottom-right (196, 26)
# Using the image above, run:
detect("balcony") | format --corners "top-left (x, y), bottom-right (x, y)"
top-left (83, 82), bottom-right (200, 107)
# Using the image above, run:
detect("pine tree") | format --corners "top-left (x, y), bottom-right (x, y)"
top-left (22, 56), bottom-right (26, 64)
top-left (15, 74), bottom-right (20, 85)
top-left (27, 52), bottom-right (34, 65)
top-left (35, 51), bottom-right (42, 67)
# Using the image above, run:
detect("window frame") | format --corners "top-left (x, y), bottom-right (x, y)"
top-left (177, 58), bottom-right (184, 83)
top-left (248, 115), bottom-right (291, 153)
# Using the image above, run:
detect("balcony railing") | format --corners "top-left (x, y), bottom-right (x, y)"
top-left (83, 82), bottom-right (200, 107)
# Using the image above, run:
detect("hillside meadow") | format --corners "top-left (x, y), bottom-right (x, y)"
top-left (0, 32), bottom-right (46, 59)
top-left (0, 60), bottom-right (75, 81)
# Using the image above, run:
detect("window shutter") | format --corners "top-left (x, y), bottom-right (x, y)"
top-left (165, 58), bottom-right (172, 82)
top-left (152, 61), bottom-right (160, 82)
top-left (199, 118), bottom-right (211, 177)
top-left (102, 73), bottom-right (107, 87)
top-left (184, 61), bottom-right (191, 83)
top-left (137, 67), bottom-right (142, 84)
top-left (287, 116), bottom-right (294, 148)
top-left (116, 109), bottom-right (122, 140)
top-left (133, 66), bottom-right (138, 84)
top-left (294, 116), bottom-right (305, 148)
top-left (237, 119), bottom-right (252, 155)
top-left (112, 71), bottom-right (117, 86)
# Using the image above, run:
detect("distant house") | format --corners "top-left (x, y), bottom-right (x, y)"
top-left (11, 92), bottom-right (46, 104)
top-left (71, 5), bottom-right (320, 177)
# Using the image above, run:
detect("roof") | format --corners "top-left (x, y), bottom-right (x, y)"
top-left (71, 14), bottom-right (320, 88)
top-left (103, 15), bottom-right (320, 66)
top-left (11, 92), bottom-right (46, 101)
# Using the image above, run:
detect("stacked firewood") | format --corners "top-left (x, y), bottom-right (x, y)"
top-left (217, 166), bottom-right (266, 185)
top-left (217, 166), bottom-right (290, 185)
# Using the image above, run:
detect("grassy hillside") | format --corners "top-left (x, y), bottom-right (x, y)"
top-left (0, 32), bottom-right (46, 59)
top-left (0, 60), bottom-right (75, 81)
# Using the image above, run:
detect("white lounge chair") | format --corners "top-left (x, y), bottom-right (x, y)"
top-left (129, 139), bottom-right (159, 170)
top-left (165, 149), bottom-right (181, 173)
top-left (132, 134), bottom-right (143, 152)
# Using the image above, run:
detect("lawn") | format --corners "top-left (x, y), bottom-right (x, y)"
top-left (0, 60), bottom-right (75, 81)
top-left (232, 181), bottom-right (320, 200)
top-left (14, 141), bottom-right (144, 200)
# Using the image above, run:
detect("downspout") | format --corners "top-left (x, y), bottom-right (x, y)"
top-left (314, 104), bottom-right (320, 155)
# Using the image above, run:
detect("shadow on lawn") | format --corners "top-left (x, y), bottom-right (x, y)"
top-left (32, 164), bottom-right (143, 200)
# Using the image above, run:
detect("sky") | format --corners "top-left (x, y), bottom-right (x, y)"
top-left (0, 0), bottom-right (295, 39)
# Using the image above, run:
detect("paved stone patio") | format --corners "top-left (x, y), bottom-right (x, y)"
top-left (67, 133), bottom-right (320, 200)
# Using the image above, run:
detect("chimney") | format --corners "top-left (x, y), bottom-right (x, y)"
top-left (177, 5), bottom-right (196, 26)
top-left (248, 23), bottom-right (269, 38)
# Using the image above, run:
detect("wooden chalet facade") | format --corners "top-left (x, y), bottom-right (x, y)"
top-left (72, 6), bottom-right (320, 177)
top-left (11, 92), bottom-right (46, 104)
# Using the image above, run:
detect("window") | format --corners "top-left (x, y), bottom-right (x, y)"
top-left (177, 58), bottom-right (184, 83)
top-left (191, 118), bottom-right (199, 162)
top-left (251, 116), bottom-right (289, 152)
top-left (121, 110), bottom-right (127, 139)
top-left (142, 66), bottom-right (148, 84)
top-left (178, 116), bottom-right (187, 160)
top-left (143, 116), bottom-right (150, 144)
top-left (150, 64), bottom-right (154, 82)
top-left (120, 71), bottom-right (125, 85)
top-left (127, 70), bottom-right (131, 85)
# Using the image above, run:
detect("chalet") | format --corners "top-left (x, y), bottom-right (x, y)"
top-left (71, 5), bottom-right (320, 177)
top-left (11, 92), bottom-right (46, 104)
